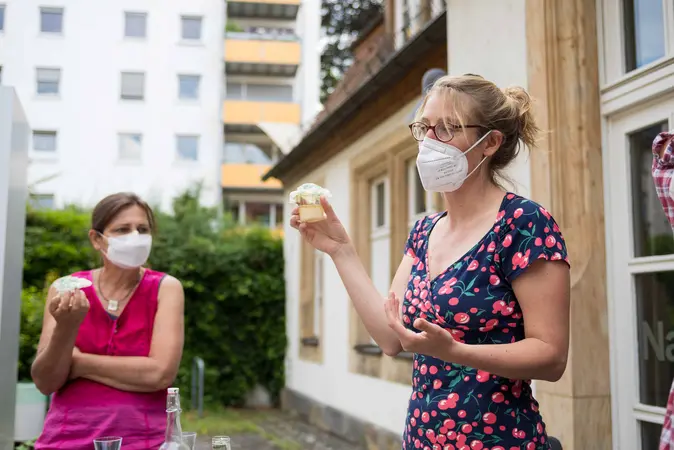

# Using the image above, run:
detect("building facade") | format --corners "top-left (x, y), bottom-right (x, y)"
top-left (268, 0), bottom-right (674, 449)
top-left (0, 0), bottom-right (225, 212)
top-left (221, 0), bottom-right (320, 228)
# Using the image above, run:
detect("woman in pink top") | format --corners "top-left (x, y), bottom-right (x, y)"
top-left (31, 192), bottom-right (185, 450)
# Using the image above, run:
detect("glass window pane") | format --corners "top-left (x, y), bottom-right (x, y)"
top-left (376, 182), bottom-right (385, 228)
top-left (40, 8), bottom-right (63, 33)
top-left (630, 121), bottom-right (673, 257)
top-left (635, 271), bottom-right (674, 407)
top-left (222, 142), bottom-right (270, 164)
top-left (125, 12), bottom-right (146, 38)
top-left (0, 5), bottom-right (5, 32)
top-left (181, 16), bottom-right (202, 40)
top-left (33, 131), bottom-right (56, 152)
top-left (121, 72), bottom-right (144, 100)
top-left (176, 136), bottom-right (199, 161)
top-left (225, 82), bottom-right (243, 99)
top-left (640, 420), bottom-right (664, 450)
top-left (118, 133), bottom-right (142, 160)
top-left (178, 75), bottom-right (200, 99)
top-left (623, 0), bottom-right (666, 71)
top-left (36, 68), bottom-right (60, 95)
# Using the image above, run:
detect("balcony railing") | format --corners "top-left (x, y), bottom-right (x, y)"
top-left (227, 0), bottom-right (300, 20)
top-left (224, 39), bottom-right (301, 66)
top-left (222, 100), bottom-right (301, 125)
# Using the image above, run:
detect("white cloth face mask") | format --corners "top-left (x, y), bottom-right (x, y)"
top-left (416, 130), bottom-right (492, 192)
top-left (102, 231), bottom-right (152, 269)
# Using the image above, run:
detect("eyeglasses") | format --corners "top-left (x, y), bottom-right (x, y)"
top-left (408, 121), bottom-right (483, 143)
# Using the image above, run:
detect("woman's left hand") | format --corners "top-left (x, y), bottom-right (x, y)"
top-left (384, 292), bottom-right (459, 359)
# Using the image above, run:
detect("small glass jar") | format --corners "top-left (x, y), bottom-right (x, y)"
top-left (211, 436), bottom-right (231, 450)
top-left (289, 183), bottom-right (332, 223)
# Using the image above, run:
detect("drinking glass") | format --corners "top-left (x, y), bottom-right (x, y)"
top-left (211, 436), bottom-right (231, 450)
top-left (94, 436), bottom-right (123, 450)
top-left (182, 432), bottom-right (197, 450)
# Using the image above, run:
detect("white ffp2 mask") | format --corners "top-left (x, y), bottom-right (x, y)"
top-left (103, 231), bottom-right (152, 269)
top-left (416, 131), bottom-right (492, 192)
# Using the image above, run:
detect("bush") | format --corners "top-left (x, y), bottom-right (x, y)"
top-left (19, 191), bottom-right (286, 407)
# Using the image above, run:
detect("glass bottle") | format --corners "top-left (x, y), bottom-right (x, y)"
top-left (159, 387), bottom-right (191, 450)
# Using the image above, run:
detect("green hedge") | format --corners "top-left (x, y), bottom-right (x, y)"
top-left (19, 191), bottom-right (286, 407)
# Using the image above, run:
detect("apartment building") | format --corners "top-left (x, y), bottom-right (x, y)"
top-left (221, 0), bottom-right (320, 228)
top-left (0, 1), bottom-right (224, 212)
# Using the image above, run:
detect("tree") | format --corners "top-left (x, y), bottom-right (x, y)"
top-left (320, 0), bottom-right (383, 103)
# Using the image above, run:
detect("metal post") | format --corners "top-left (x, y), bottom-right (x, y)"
top-left (191, 357), bottom-right (205, 418)
top-left (0, 87), bottom-right (30, 449)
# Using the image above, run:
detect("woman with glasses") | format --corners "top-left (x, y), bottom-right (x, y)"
top-left (291, 74), bottom-right (571, 449)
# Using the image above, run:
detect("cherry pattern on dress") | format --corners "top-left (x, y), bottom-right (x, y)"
top-left (401, 192), bottom-right (570, 450)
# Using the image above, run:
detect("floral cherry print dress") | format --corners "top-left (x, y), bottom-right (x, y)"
top-left (401, 192), bottom-right (569, 450)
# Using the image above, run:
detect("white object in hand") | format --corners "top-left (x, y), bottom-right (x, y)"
top-left (53, 276), bottom-right (92, 293)
top-left (289, 183), bottom-right (332, 223)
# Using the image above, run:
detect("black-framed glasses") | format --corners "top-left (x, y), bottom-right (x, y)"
top-left (408, 121), bottom-right (482, 143)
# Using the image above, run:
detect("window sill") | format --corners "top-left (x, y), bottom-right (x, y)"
top-left (300, 336), bottom-right (319, 347)
top-left (177, 40), bottom-right (204, 47)
top-left (353, 343), bottom-right (382, 356)
top-left (116, 159), bottom-right (143, 166)
top-left (353, 344), bottom-right (414, 360)
top-left (38, 32), bottom-right (64, 38)
top-left (120, 98), bottom-right (145, 102)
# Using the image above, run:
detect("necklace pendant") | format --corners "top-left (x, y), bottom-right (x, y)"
top-left (107, 300), bottom-right (119, 312)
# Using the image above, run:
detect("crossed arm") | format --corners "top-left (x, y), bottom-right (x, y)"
top-left (31, 276), bottom-right (185, 395)
top-left (70, 276), bottom-right (185, 392)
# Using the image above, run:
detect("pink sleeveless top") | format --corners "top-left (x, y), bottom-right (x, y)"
top-left (35, 269), bottom-right (168, 450)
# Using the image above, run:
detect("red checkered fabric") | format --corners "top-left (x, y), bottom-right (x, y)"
top-left (656, 130), bottom-right (674, 450)
top-left (652, 131), bottom-right (674, 229)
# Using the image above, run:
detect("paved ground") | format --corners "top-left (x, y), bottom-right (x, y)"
top-left (194, 412), bottom-right (365, 450)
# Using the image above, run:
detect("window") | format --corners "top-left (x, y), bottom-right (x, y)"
top-left (181, 16), bottom-right (202, 40)
top-left (124, 12), bottom-right (147, 38)
top-left (30, 194), bottom-right (55, 209)
top-left (224, 82), bottom-right (293, 102)
top-left (312, 252), bottom-right (323, 337)
top-left (176, 135), bottom-right (199, 161)
top-left (120, 72), bottom-right (144, 100)
top-left (36, 68), bottom-right (60, 95)
top-left (369, 176), bottom-right (390, 345)
top-left (605, 96), bottom-right (674, 448)
top-left (0, 5), bottom-right (5, 32)
top-left (118, 133), bottom-right (142, 161)
top-left (32, 131), bottom-right (57, 152)
top-left (40, 7), bottom-right (63, 34)
top-left (178, 74), bottom-right (200, 99)
top-left (373, 180), bottom-right (387, 229)
top-left (407, 159), bottom-right (431, 224)
top-left (622, 0), bottom-right (666, 71)
top-left (0, 66), bottom-right (3, 84)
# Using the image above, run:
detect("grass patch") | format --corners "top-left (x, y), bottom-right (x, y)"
top-left (181, 408), bottom-right (301, 450)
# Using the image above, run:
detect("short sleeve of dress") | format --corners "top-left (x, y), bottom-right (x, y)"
top-left (404, 218), bottom-right (423, 258)
top-left (495, 198), bottom-right (570, 283)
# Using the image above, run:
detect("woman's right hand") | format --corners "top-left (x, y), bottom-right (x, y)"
top-left (290, 196), bottom-right (352, 257)
top-left (48, 290), bottom-right (90, 327)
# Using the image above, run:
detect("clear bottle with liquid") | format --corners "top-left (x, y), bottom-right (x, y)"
top-left (159, 387), bottom-right (191, 450)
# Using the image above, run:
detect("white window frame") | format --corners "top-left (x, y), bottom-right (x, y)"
top-left (176, 135), bottom-right (199, 161)
top-left (180, 15), bottom-right (202, 41)
top-left (32, 130), bottom-right (57, 152)
top-left (312, 251), bottom-right (323, 337)
top-left (117, 133), bottom-right (142, 161)
top-left (0, 4), bottom-right (6, 32)
top-left (406, 158), bottom-right (433, 227)
top-left (178, 74), bottom-right (201, 100)
top-left (124, 11), bottom-right (147, 38)
top-left (120, 72), bottom-right (145, 101)
top-left (36, 67), bottom-right (60, 96)
top-left (40, 7), bottom-right (63, 34)
top-left (604, 93), bottom-right (674, 448)
top-left (597, 0), bottom-right (674, 89)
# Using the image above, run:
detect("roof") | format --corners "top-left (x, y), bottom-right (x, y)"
top-left (221, 164), bottom-right (282, 189)
top-left (350, 12), bottom-right (384, 51)
top-left (263, 11), bottom-right (447, 181)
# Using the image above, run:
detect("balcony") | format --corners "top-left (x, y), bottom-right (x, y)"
top-left (223, 100), bottom-right (300, 133)
top-left (227, 0), bottom-right (300, 20)
top-left (221, 164), bottom-right (282, 190)
top-left (224, 33), bottom-right (300, 76)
